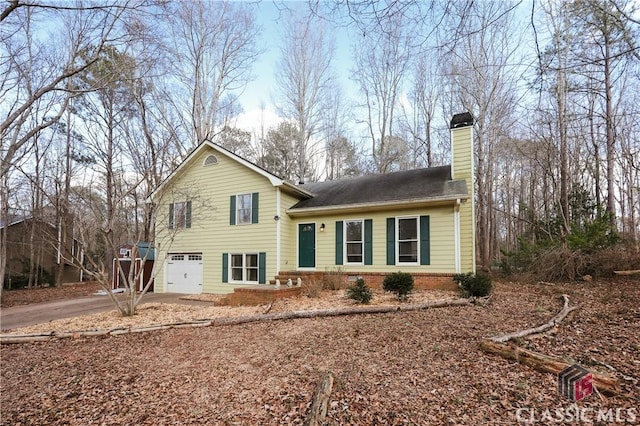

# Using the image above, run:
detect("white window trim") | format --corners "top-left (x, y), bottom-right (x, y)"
top-left (344, 219), bottom-right (364, 265)
top-left (396, 216), bottom-right (420, 266)
top-left (235, 193), bottom-right (252, 225)
top-left (229, 253), bottom-right (259, 284)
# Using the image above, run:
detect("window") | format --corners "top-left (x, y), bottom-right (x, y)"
top-left (230, 193), bottom-right (258, 225)
top-left (203, 154), bottom-right (218, 166)
top-left (169, 201), bottom-right (192, 229)
top-left (345, 220), bottom-right (363, 264)
top-left (397, 217), bottom-right (418, 263)
top-left (230, 253), bottom-right (259, 283)
top-left (236, 194), bottom-right (252, 224)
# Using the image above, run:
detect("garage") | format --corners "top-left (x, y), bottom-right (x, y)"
top-left (166, 253), bottom-right (203, 294)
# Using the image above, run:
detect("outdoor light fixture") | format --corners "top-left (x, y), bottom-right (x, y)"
top-left (320, 223), bottom-right (325, 232)
top-left (274, 215), bottom-right (280, 221)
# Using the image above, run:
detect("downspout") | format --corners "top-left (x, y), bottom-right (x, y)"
top-left (454, 199), bottom-right (461, 274)
top-left (276, 187), bottom-right (281, 277)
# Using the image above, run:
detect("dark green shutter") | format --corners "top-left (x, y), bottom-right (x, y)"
top-left (229, 195), bottom-right (236, 225)
top-left (386, 218), bottom-right (395, 265)
top-left (420, 215), bottom-right (430, 265)
top-left (185, 201), bottom-right (192, 228)
top-left (259, 252), bottom-right (266, 284)
top-left (222, 253), bottom-right (229, 283)
top-left (335, 221), bottom-right (343, 265)
top-left (251, 192), bottom-right (259, 224)
top-left (364, 219), bottom-right (373, 265)
top-left (168, 203), bottom-right (174, 229)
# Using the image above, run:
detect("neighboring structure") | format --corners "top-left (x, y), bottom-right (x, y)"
top-left (1, 216), bottom-right (82, 288)
top-left (149, 113), bottom-right (476, 294)
top-left (112, 243), bottom-right (155, 292)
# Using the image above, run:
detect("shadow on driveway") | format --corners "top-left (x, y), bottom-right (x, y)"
top-left (0, 293), bottom-right (213, 331)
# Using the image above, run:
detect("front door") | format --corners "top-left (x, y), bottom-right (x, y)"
top-left (298, 223), bottom-right (316, 268)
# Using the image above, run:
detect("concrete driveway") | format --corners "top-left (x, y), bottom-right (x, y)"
top-left (0, 293), bottom-right (213, 331)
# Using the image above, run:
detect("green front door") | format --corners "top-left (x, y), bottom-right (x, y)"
top-left (298, 223), bottom-right (316, 268)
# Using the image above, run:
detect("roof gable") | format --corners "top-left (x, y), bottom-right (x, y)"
top-left (289, 166), bottom-right (468, 213)
top-left (147, 141), bottom-right (313, 201)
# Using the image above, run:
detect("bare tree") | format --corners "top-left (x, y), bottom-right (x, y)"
top-left (441, 0), bottom-right (523, 270)
top-left (0, 1), bottom-right (141, 292)
top-left (274, 11), bottom-right (335, 182)
top-left (351, 9), bottom-right (414, 173)
top-left (167, 1), bottom-right (261, 149)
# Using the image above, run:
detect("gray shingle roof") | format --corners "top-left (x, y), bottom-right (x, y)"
top-left (290, 165), bottom-right (468, 211)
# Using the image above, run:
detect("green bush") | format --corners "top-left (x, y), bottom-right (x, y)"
top-left (454, 272), bottom-right (492, 297)
top-left (346, 278), bottom-right (373, 304)
top-left (382, 272), bottom-right (414, 301)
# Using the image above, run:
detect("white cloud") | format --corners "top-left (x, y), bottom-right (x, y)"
top-left (235, 108), bottom-right (283, 135)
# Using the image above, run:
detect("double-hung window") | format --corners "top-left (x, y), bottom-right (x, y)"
top-left (230, 253), bottom-right (259, 283)
top-left (169, 201), bottom-right (192, 229)
top-left (236, 194), bottom-right (252, 224)
top-left (230, 193), bottom-right (258, 225)
top-left (345, 220), bottom-right (364, 264)
top-left (397, 217), bottom-right (418, 264)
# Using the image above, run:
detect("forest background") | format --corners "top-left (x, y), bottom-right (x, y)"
top-left (1, 0), bottom-right (639, 292)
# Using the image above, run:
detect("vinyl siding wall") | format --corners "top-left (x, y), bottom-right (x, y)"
top-left (154, 147), bottom-right (280, 293)
top-left (451, 124), bottom-right (475, 273)
top-left (286, 205), bottom-right (456, 274)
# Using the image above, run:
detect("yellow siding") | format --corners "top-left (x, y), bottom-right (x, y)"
top-left (279, 191), bottom-right (300, 271)
top-left (154, 146), bottom-right (281, 293)
top-left (452, 125), bottom-right (475, 273)
top-left (286, 206), bottom-right (457, 274)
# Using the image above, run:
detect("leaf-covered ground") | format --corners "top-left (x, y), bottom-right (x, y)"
top-left (1, 282), bottom-right (101, 308)
top-left (1, 279), bottom-right (638, 425)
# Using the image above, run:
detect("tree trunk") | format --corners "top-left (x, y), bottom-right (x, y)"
top-left (479, 340), bottom-right (620, 396)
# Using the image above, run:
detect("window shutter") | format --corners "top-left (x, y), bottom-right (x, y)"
top-left (251, 192), bottom-right (259, 224)
top-left (386, 218), bottom-right (395, 265)
top-left (259, 252), bottom-right (266, 284)
top-left (420, 215), bottom-right (430, 265)
top-left (222, 253), bottom-right (229, 283)
top-left (168, 203), bottom-right (174, 229)
top-left (185, 201), bottom-right (192, 228)
top-left (335, 221), bottom-right (343, 265)
top-left (364, 219), bottom-right (373, 265)
top-left (229, 195), bottom-right (236, 225)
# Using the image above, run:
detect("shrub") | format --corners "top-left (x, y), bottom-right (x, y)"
top-left (322, 267), bottom-right (346, 290)
top-left (454, 272), bottom-right (492, 297)
top-left (347, 278), bottom-right (373, 304)
top-left (301, 279), bottom-right (323, 298)
top-left (383, 272), bottom-right (414, 301)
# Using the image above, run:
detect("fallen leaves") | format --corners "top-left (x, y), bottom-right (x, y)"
top-left (1, 279), bottom-right (638, 425)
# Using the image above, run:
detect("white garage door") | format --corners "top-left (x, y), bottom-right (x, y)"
top-left (167, 254), bottom-right (203, 294)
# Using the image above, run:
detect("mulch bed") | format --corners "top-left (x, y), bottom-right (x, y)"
top-left (1, 278), bottom-right (638, 425)
top-left (1, 282), bottom-right (101, 308)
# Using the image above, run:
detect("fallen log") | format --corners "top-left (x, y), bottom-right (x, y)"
top-left (305, 372), bottom-right (335, 426)
top-left (479, 340), bottom-right (620, 396)
top-left (613, 270), bottom-right (640, 276)
top-left (488, 294), bottom-right (577, 343)
top-left (1, 298), bottom-right (473, 344)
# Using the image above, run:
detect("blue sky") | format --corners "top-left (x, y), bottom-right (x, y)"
top-left (236, 1), bottom-right (356, 132)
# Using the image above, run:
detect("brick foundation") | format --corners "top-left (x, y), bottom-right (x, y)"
top-left (276, 271), bottom-right (458, 292)
top-left (219, 286), bottom-right (302, 306)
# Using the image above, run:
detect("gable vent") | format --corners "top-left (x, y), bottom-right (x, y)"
top-left (203, 154), bottom-right (218, 166)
